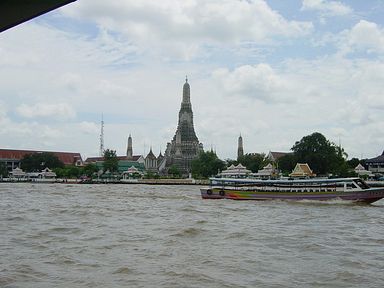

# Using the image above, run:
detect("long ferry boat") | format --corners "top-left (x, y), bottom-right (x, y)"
top-left (200, 177), bottom-right (384, 204)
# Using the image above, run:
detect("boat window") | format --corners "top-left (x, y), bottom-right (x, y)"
top-left (354, 179), bottom-right (370, 189)
top-left (346, 183), bottom-right (354, 189)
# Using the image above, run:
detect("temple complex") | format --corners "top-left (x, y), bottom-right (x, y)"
top-left (162, 78), bottom-right (203, 175)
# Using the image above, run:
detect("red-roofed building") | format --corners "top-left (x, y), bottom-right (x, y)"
top-left (0, 149), bottom-right (83, 171)
top-left (85, 155), bottom-right (144, 164)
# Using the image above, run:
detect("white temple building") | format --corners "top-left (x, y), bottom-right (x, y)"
top-left (354, 163), bottom-right (373, 178)
top-left (219, 164), bottom-right (251, 178)
top-left (254, 163), bottom-right (278, 179)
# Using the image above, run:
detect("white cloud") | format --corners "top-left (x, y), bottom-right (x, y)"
top-left (200, 55), bottom-right (384, 158)
top-left (63, 0), bottom-right (313, 59)
top-left (1, 1), bottom-right (383, 162)
top-left (343, 20), bottom-right (384, 55)
top-left (78, 121), bottom-right (100, 135)
top-left (318, 20), bottom-right (384, 56)
top-left (16, 103), bottom-right (76, 120)
top-left (212, 64), bottom-right (295, 103)
top-left (301, 0), bottom-right (352, 16)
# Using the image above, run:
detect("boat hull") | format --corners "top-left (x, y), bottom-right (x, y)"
top-left (200, 187), bottom-right (384, 204)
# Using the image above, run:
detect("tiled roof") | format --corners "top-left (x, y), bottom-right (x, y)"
top-left (290, 163), bottom-right (316, 177)
top-left (269, 151), bottom-right (293, 161)
top-left (0, 149), bottom-right (82, 165)
top-left (366, 151), bottom-right (384, 163)
top-left (146, 149), bottom-right (157, 160)
top-left (85, 155), bottom-right (142, 163)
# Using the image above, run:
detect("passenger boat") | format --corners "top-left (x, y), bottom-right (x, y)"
top-left (200, 177), bottom-right (384, 204)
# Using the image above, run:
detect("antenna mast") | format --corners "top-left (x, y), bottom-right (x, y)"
top-left (99, 113), bottom-right (104, 156)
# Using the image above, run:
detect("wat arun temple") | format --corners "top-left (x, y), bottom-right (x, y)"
top-left (85, 78), bottom-right (203, 177)
top-left (161, 78), bottom-right (204, 175)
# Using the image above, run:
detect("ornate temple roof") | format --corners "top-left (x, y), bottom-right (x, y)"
top-left (366, 150), bottom-right (384, 164)
top-left (146, 148), bottom-right (157, 160)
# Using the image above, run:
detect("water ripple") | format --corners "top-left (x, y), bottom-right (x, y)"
top-left (1, 183), bottom-right (384, 287)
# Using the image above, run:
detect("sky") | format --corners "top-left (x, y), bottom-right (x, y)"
top-left (0, 0), bottom-right (383, 161)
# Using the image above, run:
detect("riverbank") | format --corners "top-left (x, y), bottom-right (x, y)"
top-left (2, 178), bottom-right (383, 187)
top-left (0, 178), bottom-right (210, 185)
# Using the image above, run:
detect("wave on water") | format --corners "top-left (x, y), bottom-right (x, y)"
top-left (2, 183), bottom-right (384, 288)
top-left (5, 216), bottom-right (25, 221)
top-left (112, 267), bottom-right (133, 275)
top-left (2, 264), bottom-right (48, 282)
top-left (172, 227), bottom-right (203, 237)
top-left (294, 198), bottom-right (360, 205)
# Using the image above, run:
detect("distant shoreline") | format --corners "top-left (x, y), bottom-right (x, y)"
top-left (0, 178), bottom-right (210, 185)
top-left (1, 178), bottom-right (383, 187)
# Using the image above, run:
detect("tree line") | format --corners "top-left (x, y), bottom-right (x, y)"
top-left (191, 132), bottom-right (368, 179)
top-left (1, 132), bottom-right (370, 179)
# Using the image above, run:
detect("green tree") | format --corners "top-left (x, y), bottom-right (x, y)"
top-left (144, 171), bottom-right (160, 179)
top-left (291, 132), bottom-right (347, 176)
top-left (168, 165), bottom-right (181, 178)
top-left (225, 159), bottom-right (238, 167)
top-left (347, 158), bottom-right (363, 169)
top-left (82, 163), bottom-right (99, 177)
top-left (237, 153), bottom-right (268, 173)
top-left (53, 168), bottom-right (66, 178)
top-left (191, 151), bottom-right (225, 179)
top-left (66, 166), bottom-right (81, 178)
top-left (53, 166), bottom-right (80, 178)
top-left (21, 152), bottom-right (64, 172)
top-left (277, 154), bottom-right (297, 174)
top-left (102, 149), bottom-right (118, 173)
top-left (0, 162), bottom-right (8, 178)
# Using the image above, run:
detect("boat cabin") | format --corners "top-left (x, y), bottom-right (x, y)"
top-left (209, 177), bottom-right (370, 193)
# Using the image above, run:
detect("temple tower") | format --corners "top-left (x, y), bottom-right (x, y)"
top-left (163, 78), bottom-right (203, 175)
top-left (237, 134), bottom-right (244, 160)
top-left (126, 134), bottom-right (133, 159)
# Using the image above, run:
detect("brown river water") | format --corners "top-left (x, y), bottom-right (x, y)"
top-left (1, 183), bottom-right (384, 287)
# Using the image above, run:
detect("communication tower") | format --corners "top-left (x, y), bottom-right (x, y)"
top-left (99, 114), bottom-right (104, 156)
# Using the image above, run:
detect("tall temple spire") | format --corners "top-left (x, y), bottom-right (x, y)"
top-left (177, 77), bottom-right (197, 142)
top-left (163, 78), bottom-right (203, 176)
top-left (237, 134), bottom-right (244, 160)
top-left (182, 76), bottom-right (190, 104)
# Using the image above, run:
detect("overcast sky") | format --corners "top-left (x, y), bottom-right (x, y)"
top-left (1, 0), bottom-right (383, 160)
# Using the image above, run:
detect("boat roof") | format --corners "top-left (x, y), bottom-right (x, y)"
top-left (210, 177), bottom-right (361, 185)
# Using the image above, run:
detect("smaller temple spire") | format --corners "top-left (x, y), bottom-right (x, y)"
top-left (237, 134), bottom-right (244, 160)
top-left (127, 134), bottom-right (133, 159)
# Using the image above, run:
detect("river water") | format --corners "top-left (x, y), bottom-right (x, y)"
top-left (1, 183), bottom-right (384, 288)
